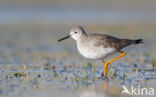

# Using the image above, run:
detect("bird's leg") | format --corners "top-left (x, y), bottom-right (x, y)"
top-left (103, 51), bottom-right (126, 77)
top-left (102, 59), bottom-right (108, 77)
top-left (102, 60), bottom-right (110, 79)
top-left (102, 59), bottom-right (106, 75)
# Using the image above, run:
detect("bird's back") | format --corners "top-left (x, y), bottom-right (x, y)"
top-left (87, 33), bottom-right (141, 50)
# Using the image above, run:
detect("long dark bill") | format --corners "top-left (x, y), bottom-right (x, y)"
top-left (57, 35), bottom-right (71, 42)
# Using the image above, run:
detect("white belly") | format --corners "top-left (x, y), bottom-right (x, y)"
top-left (77, 44), bottom-right (116, 60)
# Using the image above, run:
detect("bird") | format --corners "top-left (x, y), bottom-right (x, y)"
top-left (57, 26), bottom-right (143, 77)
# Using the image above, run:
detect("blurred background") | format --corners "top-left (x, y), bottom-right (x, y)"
top-left (0, 0), bottom-right (155, 60)
top-left (0, 0), bottom-right (156, 57)
top-left (0, 0), bottom-right (155, 97)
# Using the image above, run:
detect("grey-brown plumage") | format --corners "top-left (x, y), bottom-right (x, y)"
top-left (58, 26), bottom-right (143, 60)
top-left (87, 33), bottom-right (143, 50)
top-left (58, 26), bottom-right (144, 76)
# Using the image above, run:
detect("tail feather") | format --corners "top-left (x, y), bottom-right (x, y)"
top-left (134, 39), bottom-right (144, 44)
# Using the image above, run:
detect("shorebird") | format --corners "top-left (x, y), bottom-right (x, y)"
top-left (58, 26), bottom-right (143, 77)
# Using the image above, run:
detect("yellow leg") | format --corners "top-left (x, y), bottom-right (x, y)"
top-left (103, 51), bottom-right (126, 77)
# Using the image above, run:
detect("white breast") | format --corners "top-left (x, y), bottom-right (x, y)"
top-left (77, 43), bottom-right (116, 60)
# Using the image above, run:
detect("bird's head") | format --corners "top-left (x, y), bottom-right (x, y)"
top-left (58, 26), bottom-right (87, 42)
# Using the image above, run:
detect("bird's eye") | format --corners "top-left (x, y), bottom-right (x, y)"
top-left (75, 32), bottom-right (77, 34)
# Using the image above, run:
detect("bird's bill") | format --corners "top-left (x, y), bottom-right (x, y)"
top-left (57, 34), bottom-right (71, 42)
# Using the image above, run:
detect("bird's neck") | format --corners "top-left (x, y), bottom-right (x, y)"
top-left (76, 34), bottom-right (88, 43)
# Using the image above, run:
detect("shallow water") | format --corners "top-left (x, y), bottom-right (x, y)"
top-left (0, 42), bottom-right (155, 97)
top-left (0, 1), bottom-right (156, 97)
top-left (0, 28), bottom-right (155, 97)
